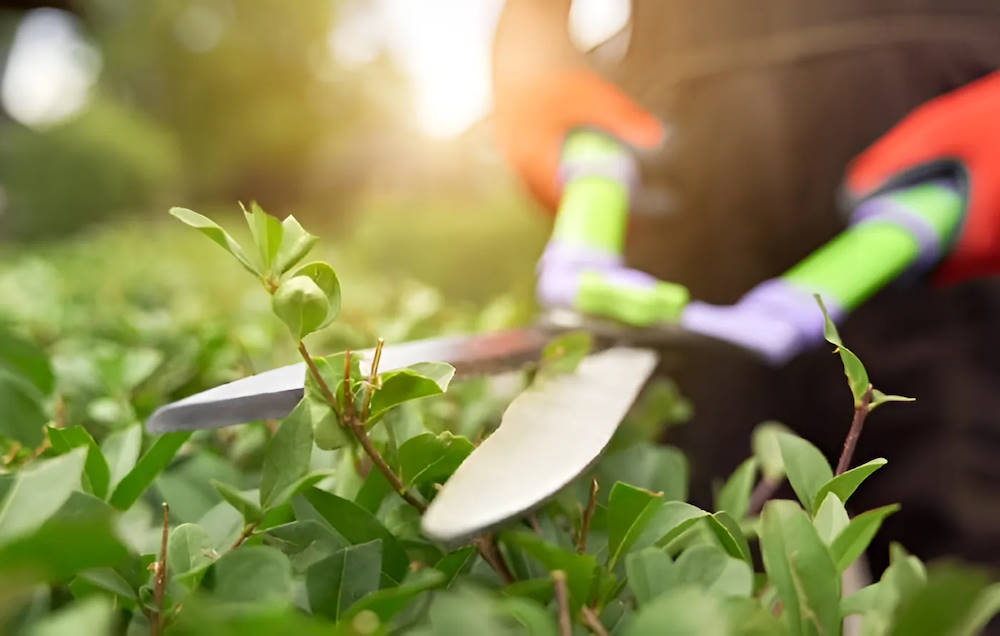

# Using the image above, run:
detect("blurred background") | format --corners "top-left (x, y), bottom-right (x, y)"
top-left (0, 0), bottom-right (633, 429)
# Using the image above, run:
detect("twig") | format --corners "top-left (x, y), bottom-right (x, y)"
top-left (229, 521), bottom-right (258, 551)
top-left (2, 442), bottom-right (21, 466)
top-left (552, 570), bottom-right (572, 636)
top-left (360, 338), bottom-right (384, 422)
top-left (581, 605), bottom-right (609, 636)
top-left (473, 535), bottom-right (515, 585)
top-left (748, 478), bottom-right (781, 516)
top-left (150, 503), bottom-right (169, 636)
top-left (297, 343), bottom-right (426, 512)
top-left (577, 478), bottom-right (599, 553)
top-left (528, 513), bottom-right (542, 535)
top-left (836, 385), bottom-right (873, 475)
top-left (297, 341), bottom-right (341, 419)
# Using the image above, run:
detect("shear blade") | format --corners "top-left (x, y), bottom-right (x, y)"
top-left (421, 346), bottom-right (659, 545)
top-left (146, 328), bottom-right (553, 433)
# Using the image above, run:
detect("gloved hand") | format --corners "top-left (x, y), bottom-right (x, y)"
top-left (845, 70), bottom-right (1000, 284)
top-left (679, 72), bottom-right (1000, 364)
top-left (494, 69), bottom-right (665, 211)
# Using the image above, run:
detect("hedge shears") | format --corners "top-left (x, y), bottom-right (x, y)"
top-left (148, 129), bottom-right (965, 545)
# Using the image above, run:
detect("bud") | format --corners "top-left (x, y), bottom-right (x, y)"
top-left (272, 275), bottom-right (328, 340)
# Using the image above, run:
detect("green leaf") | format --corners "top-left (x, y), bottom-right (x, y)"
top-left (673, 544), bottom-right (753, 599)
top-left (959, 582), bottom-right (1000, 636)
top-left (706, 511), bottom-right (752, 565)
top-left (497, 596), bottom-right (559, 636)
top-left (811, 458), bottom-right (886, 514)
top-left (0, 368), bottom-right (47, 447)
top-left (209, 545), bottom-right (292, 603)
top-left (752, 421), bottom-right (790, 482)
top-left (840, 583), bottom-right (882, 617)
top-left (627, 586), bottom-right (729, 636)
top-left (109, 431), bottom-right (191, 510)
top-left (290, 261), bottom-right (340, 325)
top-left (260, 406), bottom-right (313, 509)
top-left (264, 519), bottom-right (346, 574)
top-left (167, 523), bottom-right (214, 590)
top-left (355, 467), bottom-right (392, 514)
top-left (607, 482), bottom-right (664, 568)
top-left (626, 547), bottom-right (674, 607)
top-left (275, 215), bottom-right (318, 274)
top-left (813, 493), bottom-right (849, 545)
top-left (640, 501), bottom-right (710, 550)
top-left (538, 331), bottom-right (592, 377)
top-left (777, 432), bottom-right (832, 512)
top-left (77, 567), bottom-right (137, 600)
top-left (502, 578), bottom-right (555, 605)
top-left (0, 328), bottom-right (53, 395)
top-left (759, 500), bottom-right (840, 636)
top-left (816, 294), bottom-right (870, 405)
top-left (211, 480), bottom-right (263, 523)
top-left (434, 547), bottom-right (477, 588)
top-left (306, 539), bottom-right (382, 621)
top-left (869, 389), bottom-right (915, 411)
top-left (600, 443), bottom-right (689, 502)
top-left (499, 530), bottom-right (596, 612)
top-left (47, 425), bottom-right (111, 500)
top-left (272, 275), bottom-right (329, 340)
top-left (890, 565), bottom-right (992, 636)
top-left (242, 201), bottom-right (284, 274)
top-left (829, 504), bottom-right (898, 572)
top-left (101, 424), bottom-right (142, 494)
top-left (169, 207), bottom-right (257, 275)
top-left (0, 513), bottom-right (128, 581)
top-left (343, 568), bottom-right (447, 623)
top-left (24, 596), bottom-right (115, 636)
top-left (298, 488), bottom-right (408, 584)
top-left (368, 362), bottom-right (455, 423)
top-left (0, 447), bottom-right (86, 543)
top-left (398, 431), bottom-right (474, 488)
top-left (715, 458), bottom-right (758, 520)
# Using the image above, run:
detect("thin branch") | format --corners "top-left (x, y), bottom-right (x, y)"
top-left (360, 338), bottom-right (384, 422)
top-left (474, 535), bottom-right (515, 585)
top-left (581, 605), bottom-right (609, 636)
top-left (836, 385), bottom-right (873, 475)
top-left (577, 478), bottom-right (599, 553)
top-left (229, 521), bottom-right (258, 551)
top-left (297, 342), bottom-right (426, 512)
top-left (2, 442), bottom-right (21, 466)
top-left (297, 341), bottom-right (341, 419)
top-left (527, 513), bottom-right (542, 535)
top-left (552, 570), bottom-right (572, 636)
top-left (748, 478), bottom-right (781, 516)
top-left (150, 503), bottom-right (169, 636)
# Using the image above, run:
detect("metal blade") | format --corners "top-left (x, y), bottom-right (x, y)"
top-left (146, 328), bottom-right (554, 433)
top-left (420, 346), bottom-right (659, 545)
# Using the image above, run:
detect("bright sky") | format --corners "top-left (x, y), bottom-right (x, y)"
top-left (330, 0), bottom-right (631, 139)
top-left (2, 1), bottom-right (630, 137)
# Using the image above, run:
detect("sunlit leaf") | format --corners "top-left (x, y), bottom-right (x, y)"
top-left (272, 275), bottom-right (328, 340)
top-left (275, 215), bottom-right (318, 274)
top-left (673, 544), bottom-right (753, 599)
top-left (169, 207), bottom-right (257, 275)
top-left (626, 547), bottom-right (674, 607)
top-left (812, 493), bottom-right (849, 545)
top-left (368, 362), bottom-right (455, 423)
top-left (242, 201), bottom-right (284, 274)
top-left (289, 261), bottom-right (340, 325)
top-left (208, 545), bottom-right (292, 603)
top-left (47, 425), bottom-right (110, 500)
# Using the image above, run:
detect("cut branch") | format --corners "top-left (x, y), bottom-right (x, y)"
top-left (577, 478), bottom-right (599, 553)
top-left (836, 385), bottom-right (873, 475)
top-left (581, 605), bottom-right (609, 636)
top-left (474, 534), bottom-right (514, 585)
top-left (553, 570), bottom-right (572, 636)
top-left (150, 503), bottom-right (169, 636)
